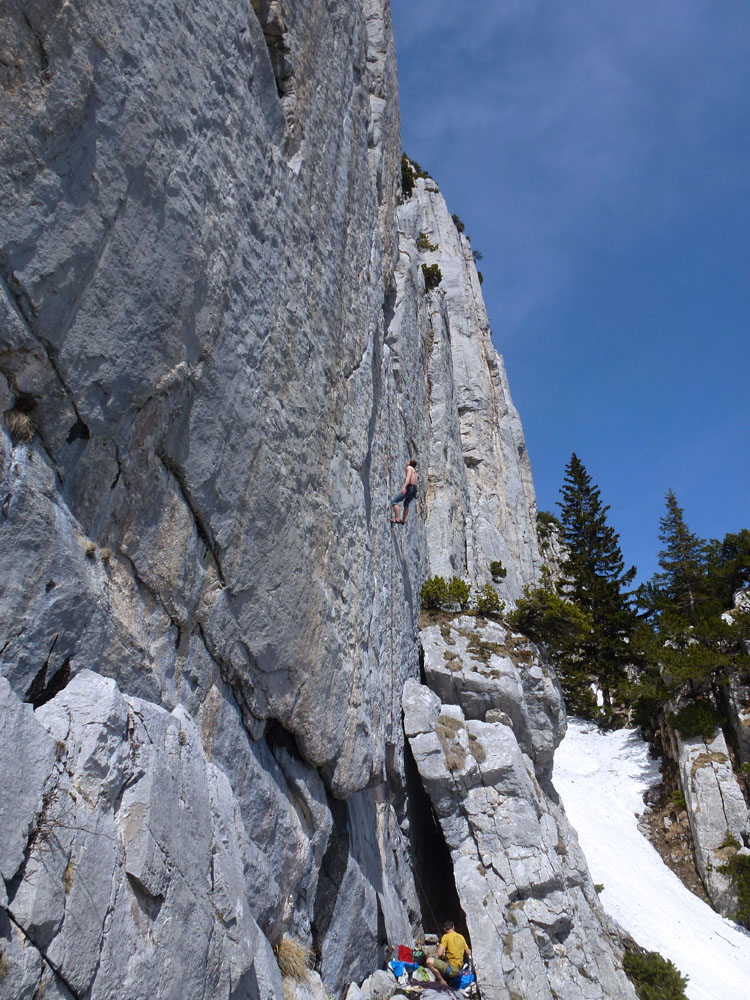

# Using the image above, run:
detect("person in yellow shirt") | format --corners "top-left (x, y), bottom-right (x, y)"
top-left (426, 919), bottom-right (471, 986)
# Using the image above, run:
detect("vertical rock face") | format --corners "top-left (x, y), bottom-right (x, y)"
top-left (1, 1), bottom-right (423, 995)
top-left (665, 724), bottom-right (750, 915)
top-left (0, 0), bottom-right (418, 799)
top-left (395, 176), bottom-right (542, 602)
top-left (1, 2), bottom-right (635, 998)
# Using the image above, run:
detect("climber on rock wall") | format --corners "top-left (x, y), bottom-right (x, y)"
top-left (391, 459), bottom-right (418, 524)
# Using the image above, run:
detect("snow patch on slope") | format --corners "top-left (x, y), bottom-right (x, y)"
top-left (554, 720), bottom-right (750, 1000)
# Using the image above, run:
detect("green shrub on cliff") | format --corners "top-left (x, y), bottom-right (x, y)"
top-left (401, 154), bottom-right (431, 200)
top-left (489, 560), bottom-right (507, 581)
top-left (420, 576), bottom-right (448, 611)
top-left (717, 852), bottom-right (750, 928)
top-left (422, 263), bottom-right (442, 291)
top-left (623, 949), bottom-right (688, 1000)
top-left (508, 584), bottom-right (600, 719)
top-left (537, 509), bottom-right (562, 541)
top-left (668, 700), bottom-right (721, 741)
top-left (416, 232), bottom-right (438, 252)
top-left (401, 154), bottom-right (415, 198)
top-left (447, 576), bottom-right (471, 611)
top-left (473, 584), bottom-right (504, 619)
top-left (420, 575), bottom-right (472, 612)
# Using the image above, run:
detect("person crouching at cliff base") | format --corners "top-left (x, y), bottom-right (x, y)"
top-left (391, 459), bottom-right (418, 524)
top-left (426, 920), bottom-right (471, 986)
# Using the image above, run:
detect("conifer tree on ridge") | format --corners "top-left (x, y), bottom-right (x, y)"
top-left (650, 488), bottom-right (708, 622)
top-left (557, 453), bottom-right (637, 707)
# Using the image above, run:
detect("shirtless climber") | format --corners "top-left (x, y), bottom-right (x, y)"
top-left (426, 920), bottom-right (471, 986)
top-left (391, 459), bottom-right (418, 524)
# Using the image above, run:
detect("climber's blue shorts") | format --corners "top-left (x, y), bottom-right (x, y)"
top-left (392, 484), bottom-right (418, 508)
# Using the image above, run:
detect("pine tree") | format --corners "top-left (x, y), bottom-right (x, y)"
top-left (637, 497), bottom-right (750, 694)
top-left (509, 585), bottom-right (597, 716)
top-left (557, 453), bottom-right (637, 708)
top-left (706, 528), bottom-right (750, 610)
top-left (650, 489), bottom-right (708, 623)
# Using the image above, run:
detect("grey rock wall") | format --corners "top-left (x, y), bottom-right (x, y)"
top-left (1, 671), bottom-right (285, 1000)
top-left (1, 0), bottom-right (425, 995)
top-left (396, 176), bottom-right (542, 603)
top-left (0, 0), bottom-right (418, 799)
top-left (667, 724), bottom-right (750, 915)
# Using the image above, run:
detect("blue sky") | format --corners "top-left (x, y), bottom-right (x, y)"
top-left (391, 0), bottom-right (750, 584)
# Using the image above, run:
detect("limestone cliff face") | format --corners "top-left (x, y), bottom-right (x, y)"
top-left (1, 2), bottom-right (422, 996)
top-left (0, 0), bottom-right (417, 801)
top-left (1, 2), bottom-right (633, 998)
top-left (394, 176), bottom-right (541, 602)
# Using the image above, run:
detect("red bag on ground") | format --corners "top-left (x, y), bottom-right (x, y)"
top-left (397, 945), bottom-right (413, 963)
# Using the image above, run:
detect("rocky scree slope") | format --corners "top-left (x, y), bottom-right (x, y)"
top-left (1, 1), bottom-right (633, 997)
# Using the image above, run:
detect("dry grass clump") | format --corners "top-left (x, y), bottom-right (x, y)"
top-left (436, 714), bottom-right (464, 738)
top-left (436, 714), bottom-right (467, 772)
top-left (273, 936), bottom-right (313, 984)
top-left (468, 733), bottom-right (487, 764)
top-left (5, 407), bottom-right (35, 443)
top-left (443, 650), bottom-right (463, 672)
top-left (444, 750), bottom-right (466, 772)
top-left (439, 623), bottom-right (456, 644)
top-left (62, 858), bottom-right (75, 893)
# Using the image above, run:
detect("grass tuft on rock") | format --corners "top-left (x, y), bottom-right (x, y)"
top-left (5, 407), bottom-right (35, 443)
top-left (273, 936), bottom-right (312, 983)
top-left (468, 733), bottom-right (487, 764)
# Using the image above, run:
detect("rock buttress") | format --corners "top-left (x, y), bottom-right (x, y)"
top-left (404, 616), bottom-right (638, 1000)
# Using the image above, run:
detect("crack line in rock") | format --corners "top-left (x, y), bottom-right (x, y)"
top-left (2, 904), bottom-right (81, 999)
top-left (156, 449), bottom-right (226, 587)
top-left (0, 268), bottom-right (87, 433)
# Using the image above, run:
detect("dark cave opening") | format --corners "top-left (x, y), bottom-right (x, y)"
top-left (403, 735), bottom-right (467, 940)
top-left (311, 794), bottom-right (349, 961)
top-left (25, 645), bottom-right (72, 710)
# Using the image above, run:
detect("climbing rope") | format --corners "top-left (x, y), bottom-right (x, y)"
top-left (386, 343), bottom-right (396, 747)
